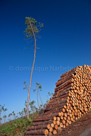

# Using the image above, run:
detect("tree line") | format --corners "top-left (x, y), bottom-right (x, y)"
top-left (0, 87), bottom-right (53, 125)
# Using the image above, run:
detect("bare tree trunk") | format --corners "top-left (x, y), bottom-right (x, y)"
top-left (0, 113), bottom-right (1, 124)
top-left (39, 91), bottom-right (43, 107)
top-left (36, 86), bottom-right (40, 111)
top-left (4, 118), bottom-right (5, 123)
top-left (27, 21), bottom-right (36, 119)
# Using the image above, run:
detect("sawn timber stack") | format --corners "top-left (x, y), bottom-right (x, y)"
top-left (24, 65), bottom-right (91, 136)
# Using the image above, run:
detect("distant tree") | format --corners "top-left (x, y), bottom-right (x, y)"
top-left (8, 113), bottom-right (12, 121)
top-left (29, 100), bottom-right (35, 113)
top-left (34, 107), bottom-right (38, 112)
top-left (12, 111), bottom-right (15, 119)
top-left (1, 105), bottom-right (7, 124)
top-left (19, 112), bottom-right (22, 118)
top-left (0, 105), bottom-right (2, 124)
top-left (21, 111), bottom-right (24, 118)
top-left (3, 108), bottom-right (7, 123)
top-left (0, 117), bottom-right (2, 124)
top-left (24, 17), bottom-right (43, 120)
top-left (1, 105), bottom-right (5, 112)
top-left (15, 115), bottom-right (18, 120)
top-left (25, 100), bottom-right (27, 108)
top-left (4, 108), bottom-right (7, 112)
top-left (33, 83), bottom-right (43, 111)
top-left (3, 115), bottom-right (7, 123)
top-left (23, 108), bottom-right (27, 116)
top-left (48, 92), bottom-right (53, 97)
top-left (1, 105), bottom-right (7, 113)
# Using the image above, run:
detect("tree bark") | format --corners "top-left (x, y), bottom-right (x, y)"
top-left (27, 20), bottom-right (36, 119)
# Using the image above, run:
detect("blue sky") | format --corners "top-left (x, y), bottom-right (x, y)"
top-left (0, 0), bottom-right (91, 122)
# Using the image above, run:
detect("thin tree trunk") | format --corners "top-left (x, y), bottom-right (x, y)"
top-left (39, 90), bottom-right (43, 107)
top-left (27, 21), bottom-right (36, 119)
top-left (37, 86), bottom-right (40, 111)
top-left (4, 118), bottom-right (5, 123)
top-left (0, 113), bottom-right (1, 124)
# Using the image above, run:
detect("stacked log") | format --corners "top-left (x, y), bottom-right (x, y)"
top-left (24, 65), bottom-right (91, 136)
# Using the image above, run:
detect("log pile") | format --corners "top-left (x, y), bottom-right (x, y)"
top-left (24, 65), bottom-right (91, 136)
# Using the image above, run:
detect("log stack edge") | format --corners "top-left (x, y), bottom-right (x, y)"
top-left (24, 65), bottom-right (91, 136)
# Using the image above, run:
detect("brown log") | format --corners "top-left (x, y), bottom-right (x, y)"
top-left (64, 117), bottom-right (67, 120)
top-left (58, 112), bottom-right (64, 116)
top-left (62, 108), bottom-right (66, 112)
top-left (51, 123), bottom-right (54, 128)
top-left (56, 75), bottom-right (74, 87)
top-left (53, 116), bottom-right (56, 121)
top-left (33, 113), bottom-right (58, 122)
top-left (44, 100), bottom-right (67, 111)
top-left (33, 120), bottom-right (52, 126)
top-left (47, 124), bottom-right (50, 129)
top-left (44, 104), bottom-right (64, 112)
top-left (54, 85), bottom-right (72, 94)
top-left (68, 120), bottom-right (71, 124)
top-left (25, 129), bottom-right (47, 135)
top-left (60, 123), bottom-right (63, 127)
top-left (55, 79), bottom-right (73, 92)
top-left (56, 121), bottom-right (60, 125)
top-left (63, 125), bottom-right (66, 128)
top-left (53, 129), bottom-right (57, 135)
top-left (64, 113), bottom-right (67, 117)
top-left (61, 68), bottom-right (76, 78)
top-left (62, 120), bottom-right (66, 125)
top-left (57, 117), bottom-right (60, 121)
top-left (55, 124), bottom-right (58, 130)
top-left (60, 116), bottom-right (63, 120)
top-left (26, 124), bottom-right (47, 131)
top-left (50, 92), bottom-right (69, 101)
top-left (44, 129), bottom-right (49, 135)
top-left (49, 127), bottom-right (53, 132)
top-left (48, 98), bottom-right (67, 105)
top-left (66, 122), bottom-right (69, 126)
top-left (53, 89), bottom-right (70, 100)
top-left (44, 107), bottom-right (63, 116)
top-left (53, 120), bottom-right (57, 125)
top-left (68, 116), bottom-right (71, 121)
top-left (33, 117), bottom-right (50, 122)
